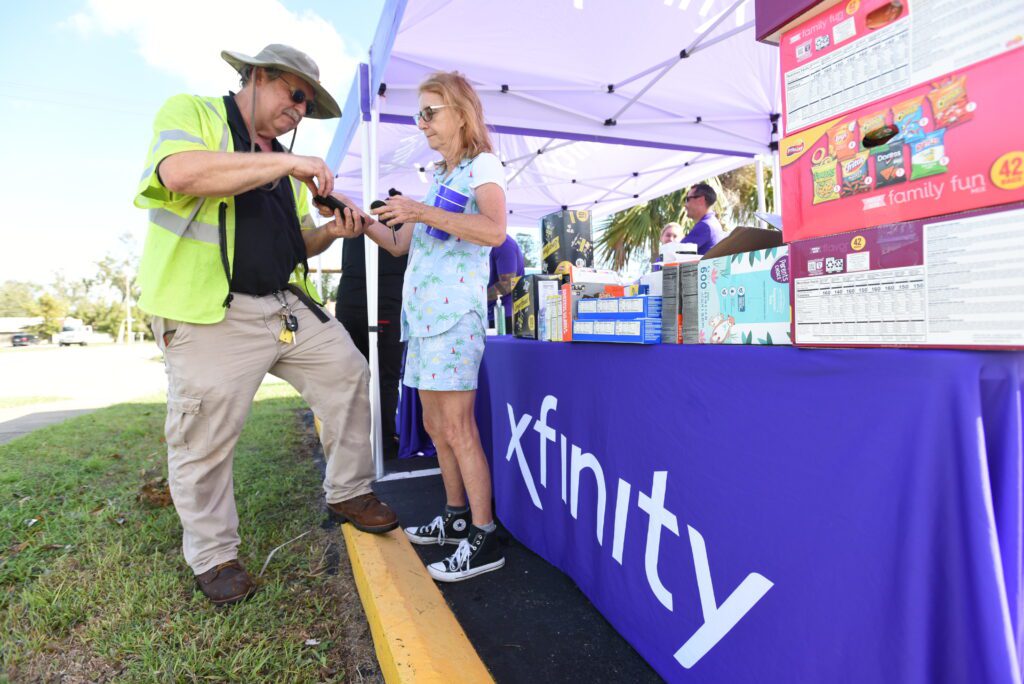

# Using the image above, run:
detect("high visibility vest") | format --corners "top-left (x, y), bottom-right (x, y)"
top-left (133, 94), bottom-right (320, 324)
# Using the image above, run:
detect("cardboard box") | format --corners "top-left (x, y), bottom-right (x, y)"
top-left (703, 226), bottom-right (784, 259)
top-left (577, 295), bottom-right (663, 321)
top-left (697, 246), bottom-right (792, 345)
top-left (661, 263), bottom-right (700, 344)
top-left (512, 274), bottom-right (562, 339)
top-left (755, 0), bottom-right (835, 45)
top-left (776, 0), bottom-right (1024, 241)
top-left (572, 318), bottom-right (661, 345)
top-left (543, 293), bottom-right (564, 342)
top-left (779, 0), bottom-right (1023, 136)
top-left (790, 202), bottom-right (1024, 349)
top-left (542, 210), bottom-right (594, 275)
top-left (558, 282), bottom-right (604, 341)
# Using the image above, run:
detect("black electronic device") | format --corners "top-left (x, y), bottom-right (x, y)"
top-left (369, 189), bottom-right (405, 244)
top-left (312, 194), bottom-right (352, 214)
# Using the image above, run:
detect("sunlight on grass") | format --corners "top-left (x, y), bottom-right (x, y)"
top-left (0, 383), bottom-right (379, 682)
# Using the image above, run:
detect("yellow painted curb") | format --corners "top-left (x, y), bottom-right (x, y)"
top-left (343, 525), bottom-right (494, 684)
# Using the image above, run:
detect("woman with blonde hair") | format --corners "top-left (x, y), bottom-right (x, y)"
top-left (327, 71), bottom-right (507, 581)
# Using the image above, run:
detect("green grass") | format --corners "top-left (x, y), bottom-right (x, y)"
top-left (1, 385), bottom-right (380, 682)
top-left (0, 397), bottom-right (70, 410)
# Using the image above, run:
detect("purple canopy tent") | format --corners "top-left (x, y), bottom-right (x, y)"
top-left (325, 0), bottom-right (782, 476)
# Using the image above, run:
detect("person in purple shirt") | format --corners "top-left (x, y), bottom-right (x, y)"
top-left (681, 182), bottom-right (726, 255)
top-left (487, 235), bottom-right (525, 333)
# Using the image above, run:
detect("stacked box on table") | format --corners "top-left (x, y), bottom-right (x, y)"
top-left (512, 274), bottom-right (562, 340)
top-left (790, 202), bottom-right (1024, 349)
top-left (661, 263), bottom-right (700, 344)
top-left (544, 293), bottom-right (564, 342)
top-left (572, 318), bottom-right (661, 344)
top-left (542, 210), bottom-right (594, 275)
top-left (697, 246), bottom-right (792, 345)
top-left (577, 295), bottom-right (662, 321)
top-left (775, 0), bottom-right (1024, 242)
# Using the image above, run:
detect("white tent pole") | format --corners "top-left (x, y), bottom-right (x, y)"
top-left (608, 61), bottom-right (676, 122)
top-left (362, 63), bottom-right (385, 481)
top-left (607, 0), bottom-right (744, 123)
top-left (687, 20), bottom-right (753, 56)
top-left (507, 138), bottom-right (561, 185)
top-left (771, 148), bottom-right (781, 214)
top-left (685, 0), bottom-right (745, 55)
top-left (755, 157), bottom-right (766, 227)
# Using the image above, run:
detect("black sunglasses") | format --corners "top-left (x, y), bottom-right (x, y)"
top-left (685, 194), bottom-right (700, 201)
top-left (279, 74), bottom-right (316, 116)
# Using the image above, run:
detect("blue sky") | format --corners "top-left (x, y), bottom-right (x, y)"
top-left (0, 0), bottom-right (385, 285)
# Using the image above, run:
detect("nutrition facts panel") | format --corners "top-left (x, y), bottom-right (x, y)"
top-left (785, 20), bottom-right (909, 134)
top-left (782, 0), bottom-right (1024, 134)
top-left (794, 267), bottom-right (927, 344)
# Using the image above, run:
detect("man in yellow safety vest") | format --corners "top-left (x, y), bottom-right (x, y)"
top-left (134, 44), bottom-right (397, 606)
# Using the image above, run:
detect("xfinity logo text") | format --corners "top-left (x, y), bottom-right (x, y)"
top-left (506, 396), bottom-right (773, 670)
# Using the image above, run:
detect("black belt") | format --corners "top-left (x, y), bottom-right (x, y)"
top-left (283, 284), bottom-right (330, 323)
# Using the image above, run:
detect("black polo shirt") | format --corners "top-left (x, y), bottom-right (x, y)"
top-left (223, 93), bottom-right (308, 296)
top-left (338, 235), bottom-right (408, 316)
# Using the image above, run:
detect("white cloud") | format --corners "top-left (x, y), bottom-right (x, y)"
top-left (64, 0), bottom-right (358, 106)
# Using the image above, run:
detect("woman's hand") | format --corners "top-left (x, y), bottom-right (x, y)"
top-left (371, 195), bottom-right (427, 227)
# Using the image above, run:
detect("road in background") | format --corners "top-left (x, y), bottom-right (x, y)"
top-left (0, 344), bottom-right (168, 444)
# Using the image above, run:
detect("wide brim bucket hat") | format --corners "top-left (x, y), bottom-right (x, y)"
top-left (221, 43), bottom-right (341, 120)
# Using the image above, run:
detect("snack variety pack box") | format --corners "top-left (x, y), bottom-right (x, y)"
top-left (790, 202), bottom-right (1024, 349)
top-left (778, 0), bottom-right (1024, 241)
top-left (542, 210), bottom-right (594, 275)
top-left (697, 247), bottom-right (792, 345)
top-left (512, 274), bottom-right (562, 340)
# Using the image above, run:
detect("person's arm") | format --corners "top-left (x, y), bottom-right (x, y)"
top-left (315, 191), bottom-right (415, 257)
top-left (371, 182), bottom-right (507, 248)
top-left (159, 150), bottom-right (335, 199)
top-left (487, 243), bottom-right (520, 302)
top-left (302, 207), bottom-right (367, 256)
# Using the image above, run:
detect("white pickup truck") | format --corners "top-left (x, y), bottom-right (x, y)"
top-left (56, 319), bottom-right (93, 346)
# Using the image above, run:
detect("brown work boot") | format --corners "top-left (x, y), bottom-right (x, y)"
top-left (327, 493), bottom-right (399, 533)
top-left (195, 560), bottom-right (257, 606)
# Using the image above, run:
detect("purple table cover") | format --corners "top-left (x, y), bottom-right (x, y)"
top-left (479, 337), bottom-right (1024, 683)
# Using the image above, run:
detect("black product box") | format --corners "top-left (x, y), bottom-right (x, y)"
top-left (513, 274), bottom-right (562, 339)
top-left (541, 209), bottom-right (594, 276)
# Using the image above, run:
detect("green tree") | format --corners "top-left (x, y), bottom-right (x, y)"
top-left (513, 232), bottom-right (540, 270)
top-left (0, 280), bottom-right (42, 317)
top-left (94, 233), bottom-right (147, 338)
top-left (597, 190), bottom-right (686, 270)
top-left (30, 294), bottom-right (68, 339)
top-left (598, 162), bottom-right (774, 268)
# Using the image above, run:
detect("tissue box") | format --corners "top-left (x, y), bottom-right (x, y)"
top-left (697, 246), bottom-right (792, 345)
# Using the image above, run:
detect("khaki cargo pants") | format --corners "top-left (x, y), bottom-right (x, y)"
top-left (152, 290), bottom-right (373, 575)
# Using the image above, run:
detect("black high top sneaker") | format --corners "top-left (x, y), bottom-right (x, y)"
top-left (427, 525), bottom-right (505, 582)
top-left (404, 509), bottom-right (471, 546)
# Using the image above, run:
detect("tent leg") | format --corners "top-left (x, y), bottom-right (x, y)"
top-left (755, 157), bottom-right (766, 227)
top-left (771, 148), bottom-right (781, 215)
top-left (362, 86), bottom-right (384, 481)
